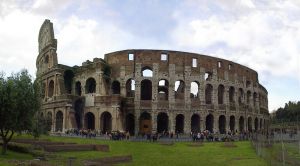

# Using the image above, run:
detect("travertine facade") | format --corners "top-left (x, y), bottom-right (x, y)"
top-left (37, 19), bottom-right (269, 135)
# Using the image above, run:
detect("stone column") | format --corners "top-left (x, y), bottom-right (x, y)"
top-left (184, 113), bottom-right (191, 134)
top-left (151, 112), bottom-right (157, 133)
top-left (169, 112), bottom-right (174, 132)
top-left (213, 113), bottom-right (218, 133)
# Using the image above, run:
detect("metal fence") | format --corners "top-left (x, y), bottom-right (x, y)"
top-left (252, 124), bottom-right (300, 166)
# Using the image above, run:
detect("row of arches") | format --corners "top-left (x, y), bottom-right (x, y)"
top-left (137, 112), bottom-right (265, 135)
top-left (124, 78), bottom-right (261, 106)
top-left (46, 111), bottom-right (113, 133)
top-left (46, 110), bottom-right (266, 135)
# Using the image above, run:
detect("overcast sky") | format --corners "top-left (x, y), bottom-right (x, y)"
top-left (0, 0), bottom-right (299, 111)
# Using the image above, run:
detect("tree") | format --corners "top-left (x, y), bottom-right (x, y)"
top-left (273, 101), bottom-right (300, 123)
top-left (0, 70), bottom-right (40, 155)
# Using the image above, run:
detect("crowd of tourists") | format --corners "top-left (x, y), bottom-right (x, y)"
top-left (58, 128), bottom-right (259, 142)
top-left (63, 129), bottom-right (131, 140)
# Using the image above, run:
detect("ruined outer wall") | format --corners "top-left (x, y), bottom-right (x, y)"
top-left (105, 49), bottom-right (269, 133)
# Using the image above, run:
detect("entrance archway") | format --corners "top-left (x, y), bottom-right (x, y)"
top-left (248, 117), bottom-right (253, 132)
top-left (206, 114), bottom-right (214, 132)
top-left (126, 113), bottom-right (135, 135)
top-left (157, 112), bottom-right (168, 133)
top-left (101, 112), bottom-right (112, 134)
top-left (84, 112), bottom-right (95, 130)
top-left (55, 111), bottom-right (63, 132)
top-left (239, 116), bottom-right (244, 132)
top-left (219, 115), bottom-right (226, 134)
top-left (139, 112), bottom-right (151, 134)
top-left (229, 116), bottom-right (235, 132)
top-left (175, 114), bottom-right (184, 133)
top-left (191, 114), bottom-right (200, 133)
top-left (254, 117), bottom-right (258, 131)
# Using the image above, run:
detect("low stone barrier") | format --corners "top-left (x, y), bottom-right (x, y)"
top-left (11, 139), bottom-right (76, 146)
top-left (43, 144), bottom-right (109, 152)
top-left (84, 155), bottom-right (133, 166)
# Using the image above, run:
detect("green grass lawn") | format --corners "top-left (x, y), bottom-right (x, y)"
top-left (0, 147), bottom-right (33, 166)
top-left (1, 135), bottom-right (267, 166)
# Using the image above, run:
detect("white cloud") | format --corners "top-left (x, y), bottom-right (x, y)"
top-left (172, 1), bottom-right (300, 83)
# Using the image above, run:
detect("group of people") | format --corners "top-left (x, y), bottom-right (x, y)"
top-left (60, 128), bottom-right (260, 142)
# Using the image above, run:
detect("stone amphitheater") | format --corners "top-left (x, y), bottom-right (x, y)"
top-left (37, 19), bottom-right (269, 135)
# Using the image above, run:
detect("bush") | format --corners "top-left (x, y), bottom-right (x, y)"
top-left (7, 142), bottom-right (31, 153)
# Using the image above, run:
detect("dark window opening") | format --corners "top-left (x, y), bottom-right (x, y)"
top-left (218, 84), bottom-right (224, 104)
top-left (64, 70), bottom-right (74, 94)
top-left (111, 81), bottom-right (120, 94)
top-left (141, 79), bottom-right (152, 100)
top-left (85, 77), bottom-right (96, 94)
top-left (229, 86), bottom-right (235, 103)
top-left (48, 80), bottom-right (54, 97)
top-left (205, 84), bottom-right (213, 104)
top-left (75, 81), bottom-right (82, 96)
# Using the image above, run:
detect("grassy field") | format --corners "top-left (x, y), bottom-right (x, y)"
top-left (0, 135), bottom-right (268, 166)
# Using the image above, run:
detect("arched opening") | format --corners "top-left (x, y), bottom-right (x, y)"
top-left (175, 114), bottom-right (184, 133)
top-left (239, 116), bottom-right (244, 132)
top-left (157, 112), bottom-right (169, 133)
top-left (219, 115), bottom-right (226, 134)
top-left (84, 112), bottom-right (95, 130)
top-left (85, 77), bottom-right (96, 94)
top-left (74, 99), bottom-right (84, 129)
top-left (230, 116), bottom-right (235, 132)
top-left (141, 79), bottom-right (152, 100)
top-left (229, 86), bottom-right (235, 103)
top-left (111, 81), bottom-right (120, 94)
top-left (175, 80), bottom-right (185, 100)
top-left (101, 112), bottom-right (112, 134)
top-left (75, 81), bottom-right (82, 96)
top-left (253, 92), bottom-right (257, 107)
top-left (204, 72), bottom-right (212, 81)
top-left (238, 88), bottom-right (244, 105)
top-left (46, 112), bottom-right (52, 131)
top-left (158, 79), bottom-right (168, 100)
top-left (55, 111), bottom-right (63, 132)
top-left (139, 112), bottom-right (152, 134)
top-left (260, 119), bottom-right (262, 130)
top-left (205, 84), bottom-right (213, 104)
top-left (248, 117), bottom-right (252, 132)
top-left (191, 114), bottom-right (200, 133)
top-left (254, 118), bottom-right (258, 131)
top-left (48, 80), bottom-right (54, 97)
top-left (247, 91), bottom-right (251, 105)
top-left (126, 79), bottom-right (135, 97)
top-left (142, 66), bottom-right (153, 77)
top-left (125, 113), bottom-right (135, 135)
top-left (205, 114), bottom-right (214, 132)
top-left (218, 84), bottom-right (225, 104)
top-left (190, 81), bottom-right (199, 98)
top-left (64, 70), bottom-right (74, 94)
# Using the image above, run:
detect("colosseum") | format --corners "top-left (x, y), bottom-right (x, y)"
top-left (37, 19), bottom-right (270, 136)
